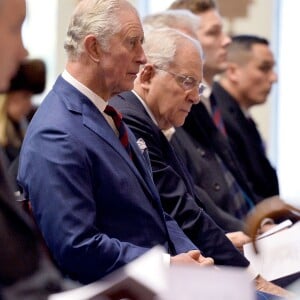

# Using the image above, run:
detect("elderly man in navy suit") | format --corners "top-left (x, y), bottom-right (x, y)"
top-left (17, 0), bottom-right (231, 285)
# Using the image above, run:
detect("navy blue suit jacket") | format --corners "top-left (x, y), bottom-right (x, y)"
top-left (110, 91), bottom-right (249, 268)
top-left (17, 76), bottom-right (197, 284)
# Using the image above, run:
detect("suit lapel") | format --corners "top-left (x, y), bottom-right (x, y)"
top-left (113, 91), bottom-right (157, 182)
top-left (82, 101), bottom-right (131, 161)
top-left (112, 91), bottom-right (163, 202)
top-left (55, 78), bottom-right (159, 202)
top-left (117, 91), bottom-right (198, 204)
top-left (84, 101), bottom-right (160, 197)
top-left (187, 101), bottom-right (247, 190)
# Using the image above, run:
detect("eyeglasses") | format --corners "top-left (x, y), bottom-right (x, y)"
top-left (154, 66), bottom-right (206, 95)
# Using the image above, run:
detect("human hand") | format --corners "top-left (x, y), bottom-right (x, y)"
top-left (255, 274), bottom-right (293, 298)
top-left (258, 223), bottom-right (276, 235)
top-left (170, 250), bottom-right (214, 267)
top-left (186, 249), bottom-right (214, 266)
top-left (226, 231), bottom-right (251, 252)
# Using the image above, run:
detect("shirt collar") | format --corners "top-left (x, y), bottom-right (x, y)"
top-left (132, 90), bottom-right (159, 126)
top-left (62, 70), bottom-right (107, 112)
top-left (162, 127), bottom-right (176, 141)
top-left (200, 80), bottom-right (212, 114)
top-left (131, 90), bottom-right (176, 141)
top-left (241, 105), bottom-right (251, 118)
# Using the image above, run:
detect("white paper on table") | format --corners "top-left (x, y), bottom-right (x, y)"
top-left (244, 221), bottom-right (300, 281)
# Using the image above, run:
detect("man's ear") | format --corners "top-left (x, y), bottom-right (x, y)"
top-left (84, 35), bottom-right (101, 63)
top-left (226, 62), bottom-right (239, 83)
top-left (139, 64), bottom-right (156, 84)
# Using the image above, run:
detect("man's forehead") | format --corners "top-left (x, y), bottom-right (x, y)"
top-left (118, 12), bottom-right (143, 35)
top-left (197, 10), bottom-right (223, 29)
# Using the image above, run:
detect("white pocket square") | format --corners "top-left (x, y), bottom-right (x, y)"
top-left (136, 138), bottom-right (147, 153)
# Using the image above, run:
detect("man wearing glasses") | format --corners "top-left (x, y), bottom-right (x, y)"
top-left (153, 66), bottom-right (206, 96)
top-left (110, 27), bottom-right (252, 269)
top-left (110, 25), bottom-right (290, 299)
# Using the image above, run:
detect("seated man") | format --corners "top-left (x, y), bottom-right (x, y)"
top-left (110, 26), bottom-right (288, 298)
top-left (142, 8), bottom-right (252, 244)
top-left (216, 34), bottom-right (279, 199)
top-left (168, 0), bottom-right (277, 236)
top-left (18, 0), bottom-right (240, 286)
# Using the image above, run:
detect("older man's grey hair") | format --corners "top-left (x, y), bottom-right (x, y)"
top-left (143, 28), bottom-right (203, 69)
top-left (64, 0), bottom-right (138, 59)
top-left (143, 9), bottom-right (200, 38)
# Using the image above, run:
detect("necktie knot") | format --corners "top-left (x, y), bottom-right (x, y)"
top-left (104, 104), bottom-right (123, 125)
top-left (104, 105), bottom-right (132, 158)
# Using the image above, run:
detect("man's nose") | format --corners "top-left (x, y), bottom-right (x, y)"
top-left (137, 44), bottom-right (147, 65)
top-left (189, 87), bottom-right (201, 104)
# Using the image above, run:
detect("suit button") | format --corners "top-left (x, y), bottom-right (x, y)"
top-left (213, 183), bottom-right (220, 191)
top-left (197, 148), bottom-right (206, 157)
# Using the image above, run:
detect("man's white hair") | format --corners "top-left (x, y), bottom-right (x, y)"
top-left (64, 0), bottom-right (137, 60)
top-left (143, 27), bottom-right (203, 69)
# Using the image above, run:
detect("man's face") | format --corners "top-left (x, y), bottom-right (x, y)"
top-left (196, 9), bottom-right (231, 76)
top-left (0, 0), bottom-right (28, 91)
top-left (100, 7), bottom-right (146, 98)
top-left (232, 44), bottom-right (277, 107)
top-left (146, 43), bottom-right (203, 130)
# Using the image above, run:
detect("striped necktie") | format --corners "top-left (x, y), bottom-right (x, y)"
top-left (210, 95), bottom-right (227, 136)
top-left (104, 105), bottom-right (132, 158)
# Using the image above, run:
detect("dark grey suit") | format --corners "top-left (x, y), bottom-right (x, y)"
top-left (171, 97), bottom-right (262, 232)
top-left (171, 127), bottom-right (245, 231)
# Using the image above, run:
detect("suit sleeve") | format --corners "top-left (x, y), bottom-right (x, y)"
top-left (18, 128), bottom-right (151, 284)
top-left (122, 113), bottom-right (249, 267)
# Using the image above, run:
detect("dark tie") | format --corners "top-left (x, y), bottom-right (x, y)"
top-left (210, 95), bottom-right (227, 136)
top-left (104, 105), bottom-right (132, 157)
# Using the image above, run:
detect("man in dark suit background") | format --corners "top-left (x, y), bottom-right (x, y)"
top-left (17, 0), bottom-right (220, 286)
top-left (216, 34), bottom-right (279, 199)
